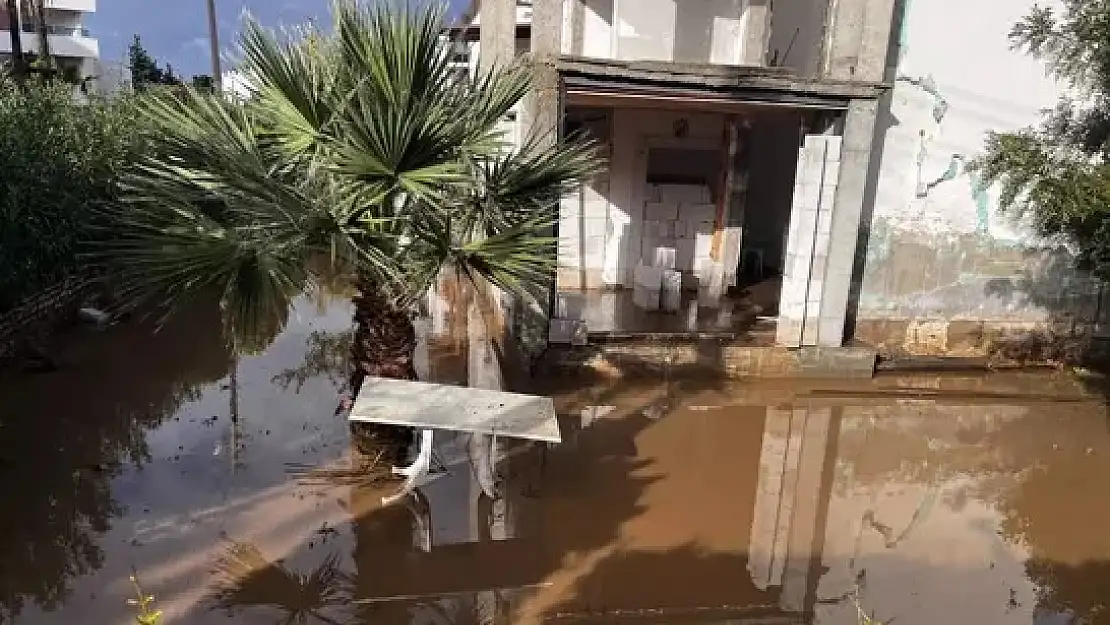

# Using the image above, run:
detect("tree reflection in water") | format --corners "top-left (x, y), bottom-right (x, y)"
top-left (0, 298), bottom-right (230, 622)
top-left (209, 540), bottom-right (354, 625)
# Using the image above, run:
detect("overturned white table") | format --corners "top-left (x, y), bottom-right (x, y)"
top-left (348, 376), bottom-right (561, 505)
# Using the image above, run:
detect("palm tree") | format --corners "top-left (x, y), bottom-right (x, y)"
top-left (96, 3), bottom-right (598, 410)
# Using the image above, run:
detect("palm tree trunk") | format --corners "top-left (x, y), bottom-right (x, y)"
top-left (348, 280), bottom-right (416, 461)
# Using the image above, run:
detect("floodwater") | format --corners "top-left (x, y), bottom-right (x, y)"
top-left (1, 295), bottom-right (1109, 625)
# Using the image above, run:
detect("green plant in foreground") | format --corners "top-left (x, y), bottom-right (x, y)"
top-left (127, 573), bottom-right (162, 625)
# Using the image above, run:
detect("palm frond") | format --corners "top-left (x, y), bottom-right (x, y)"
top-left (100, 1), bottom-right (601, 356)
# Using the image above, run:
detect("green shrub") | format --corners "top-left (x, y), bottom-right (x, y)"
top-left (0, 80), bottom-right (142, 312)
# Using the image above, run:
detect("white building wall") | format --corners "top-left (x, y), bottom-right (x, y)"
top-left (855, 0), bottom-right (1105, 334)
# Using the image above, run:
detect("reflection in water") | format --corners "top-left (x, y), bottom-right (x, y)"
top-left (272, 330), bottom-right (354, 395)
top-left (4, 285), bottom-right (1110, 625)
top-left (0, 299), bottom-right (230, 622)
top-left (209, 541), bottom-right (352, 625)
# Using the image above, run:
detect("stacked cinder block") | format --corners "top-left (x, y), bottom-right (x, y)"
top-left (641, 183), bottom-right (717, 275)
top-left (634, 183), bottom-right (724, 312)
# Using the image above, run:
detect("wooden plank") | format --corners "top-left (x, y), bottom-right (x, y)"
top-left (349, 377), bottom-right (561, 443)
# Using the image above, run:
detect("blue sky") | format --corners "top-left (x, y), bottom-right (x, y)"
top-left (87, 0), bottom-right (467, 78)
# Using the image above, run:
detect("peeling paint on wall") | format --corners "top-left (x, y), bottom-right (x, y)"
top-left (856, 0), bottom-right (1105, 330)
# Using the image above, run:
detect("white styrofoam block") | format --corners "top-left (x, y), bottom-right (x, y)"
top-left (692, 219), bottom-right (715, 237)
top-left (644, 201), bottom-right (679, 221)
top-left (653, 246), bottom-right (677, 270)
top-left (661, 269), bottom-right (682, 313)
top-left (644, 184), bottom-right (661, 203)
top-left (656, 221), bottom-right (673, 238)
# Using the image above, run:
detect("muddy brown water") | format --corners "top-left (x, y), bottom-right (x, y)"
top-left (1, 295), bottom-right (1109, 624)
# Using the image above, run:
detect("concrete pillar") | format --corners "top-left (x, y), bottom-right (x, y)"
top-left (742, 0), bottom-right (771, 65)
top-left (816, 99), bottom-right (879, 347)
top-left (823, 0), bottom-right (898, 82)
top-left (479, 0), bottom-right (517, 72)
top-left (516, 0), bottom-right (566, 361)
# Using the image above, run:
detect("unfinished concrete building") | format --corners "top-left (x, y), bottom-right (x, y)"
top-left (468, 0), bottom-right (899, 353)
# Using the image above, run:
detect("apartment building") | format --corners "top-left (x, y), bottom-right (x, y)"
top-left (1, 0), bottom-right (99, 80)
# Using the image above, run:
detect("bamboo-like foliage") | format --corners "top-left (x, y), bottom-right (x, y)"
top-left (98, 0), bottom-right (602, 352)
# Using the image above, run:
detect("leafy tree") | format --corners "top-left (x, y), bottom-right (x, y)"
top-left (98, 4), bottom-right (598, 392)
top-left (127, 35), bottom-right (181, 89)
top-left (190, 74), bottom-right (215, 93)
top-left (974, 0), bottom-right (1110, 279)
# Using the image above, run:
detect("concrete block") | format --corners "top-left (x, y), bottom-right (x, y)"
top-left (634, 263), bottom-right (663, 288)
top-left (816, 207), bottom-right (834, 235)
top-left (560, 195), bottom-right (582, 218)
top-left (645, 202), bottom-right (679, 221)
top-left (583, 216), bottom-right (607, 239)
top-left (659, 184), bottom-right (709, 204)
top-left (694, 234), bottom-right (714, 263)
top-left (819, 186), bottom-right (837, 213)
top-left (556, 292), bottom-right (585, 320)
top-left (632, 287), bottom-right (660, 310)
top-left (683, 203), bottom-right (718, 223)
top-left (676, 237), bottom-right (695, 271)
top-left (582, 199), bottom-right (609, 219)
top-left (583, 235), bottom-right (606, 267)
top-left (653, 246), bottom-right (677, 270)
top-left (661, 270), bottom-right (682, 313)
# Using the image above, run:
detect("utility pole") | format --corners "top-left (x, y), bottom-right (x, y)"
top-left (205, 0), bottom-right (221, 90)
top-left (4, 0), bottom-right (24, 79)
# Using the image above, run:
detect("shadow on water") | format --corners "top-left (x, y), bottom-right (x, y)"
top-left (0, 296), bottom-right (231, 623)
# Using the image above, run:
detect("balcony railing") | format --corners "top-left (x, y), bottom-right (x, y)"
top-left (21, 23), bottom-right (91, 37)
